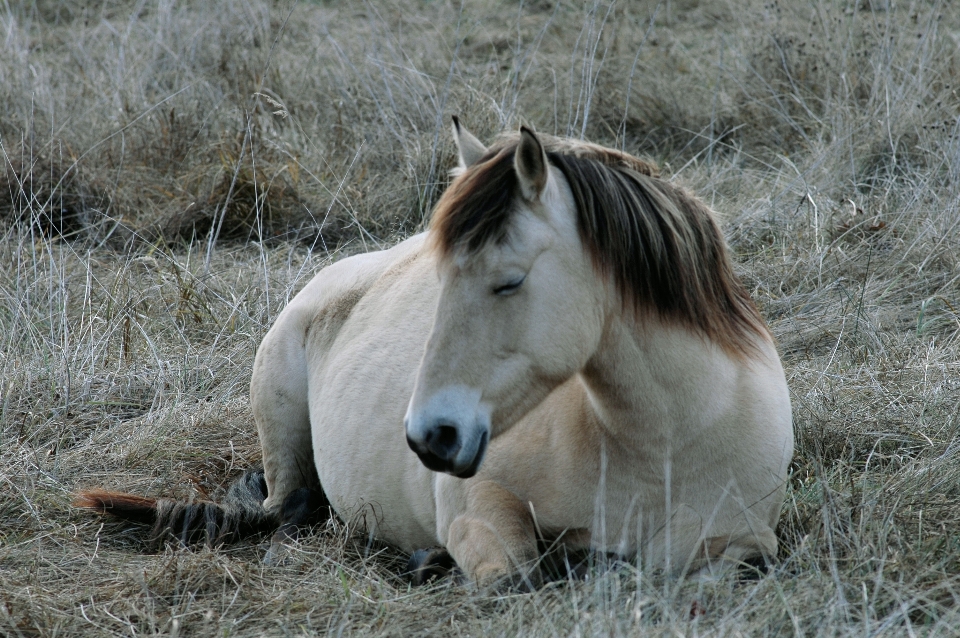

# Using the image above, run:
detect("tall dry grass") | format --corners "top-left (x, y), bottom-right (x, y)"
top-left (2, 0), bottom-right (960, 635)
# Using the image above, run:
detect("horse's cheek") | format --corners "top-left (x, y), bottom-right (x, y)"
top-left (530, 301), bottom-right (599, 380)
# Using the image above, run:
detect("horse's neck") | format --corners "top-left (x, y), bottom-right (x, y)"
top-left (580, 313), bottom-right (735, 452)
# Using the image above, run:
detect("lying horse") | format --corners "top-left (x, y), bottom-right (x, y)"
top-left (78, 120), bottom-right (793, 587)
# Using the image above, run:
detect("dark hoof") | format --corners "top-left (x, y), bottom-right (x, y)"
top-left (737, 554), bottom-right (771, 581)
top-left (265, 486), bottom-right (331, 565)
top-left (406, 548), bottom-right (458, 586)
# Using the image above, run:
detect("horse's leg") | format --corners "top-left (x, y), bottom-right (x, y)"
top-left (445, 480), bottom-right (541, 590)
top-left (251, 323), bottom-right (316, 514)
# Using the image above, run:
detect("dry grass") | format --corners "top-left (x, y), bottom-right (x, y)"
top-left (3, 0), bottom-right (960, 635)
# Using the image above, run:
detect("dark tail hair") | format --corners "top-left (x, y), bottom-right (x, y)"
top-left (74, 468), bottom-right (276, 550)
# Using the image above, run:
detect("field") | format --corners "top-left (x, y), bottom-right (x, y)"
top-left (2, 0), bottom-right (960, 635)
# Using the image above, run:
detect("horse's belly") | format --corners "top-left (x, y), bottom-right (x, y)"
top-left (308, 265), bottom-right (441, 552)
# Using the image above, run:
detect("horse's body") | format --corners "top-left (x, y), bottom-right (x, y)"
top-left (253, 232), bottom-right (440, 550)
top-left (251, 123), bottom-right (793, 584)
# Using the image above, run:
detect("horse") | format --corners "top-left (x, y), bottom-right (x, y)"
top-left (78, 119), bottom-right (793, 588)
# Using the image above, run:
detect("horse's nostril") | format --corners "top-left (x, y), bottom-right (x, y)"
top-left (426, 424), bottom-right (459, 458)
top-left (435, 425), bottom-right (458, 449)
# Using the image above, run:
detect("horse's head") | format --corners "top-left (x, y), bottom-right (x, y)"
top-left (404, 121), bottom-right (608, 477)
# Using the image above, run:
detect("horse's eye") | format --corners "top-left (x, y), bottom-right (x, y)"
top-left (493, 276), bottom-right (525, 296)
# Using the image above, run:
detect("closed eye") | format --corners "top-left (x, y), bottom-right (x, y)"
top-left (493, 276), bottom-right (525, 296)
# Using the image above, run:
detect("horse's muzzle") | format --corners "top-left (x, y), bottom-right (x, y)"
top-left (404, 384), bottom-right (491, 477)
top-left (405, 422), bottom-right (489, 478)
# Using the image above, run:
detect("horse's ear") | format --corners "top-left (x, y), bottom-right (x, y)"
top-left (515, 126), bottom-right (548, 201)
top-left (451, 116), bottom-right (487, 169)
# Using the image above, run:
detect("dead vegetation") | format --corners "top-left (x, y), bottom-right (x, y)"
top-left (2, 0), bottom-right (960, 635)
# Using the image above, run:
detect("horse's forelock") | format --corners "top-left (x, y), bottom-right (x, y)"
top-left (429, 143), bottom-right (519, 259)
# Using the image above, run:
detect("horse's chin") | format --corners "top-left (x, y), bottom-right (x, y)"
top-left (452, 429), bottom-right (488, 478)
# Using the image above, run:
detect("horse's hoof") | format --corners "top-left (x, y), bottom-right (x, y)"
top-left (737, 554), bottom-right (771, 581)
top-left (262, 544), bottom-right (282, 566)
top-left (263, 486), bottom-right (332, 566)
top-left (263, 523), bottom-right (300, 566)
top-left (263, 537), bottom-right (289, 566)
top-left (406, 547), bottom-right (458, 586)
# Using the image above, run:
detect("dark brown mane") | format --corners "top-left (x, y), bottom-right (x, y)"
top-left (429, 135), bottom-right (770, 357)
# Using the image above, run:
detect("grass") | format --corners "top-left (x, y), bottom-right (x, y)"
top-left (2, 0), bottom-right (960, 634)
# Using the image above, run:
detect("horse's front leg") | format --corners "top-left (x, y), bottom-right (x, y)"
top-left (444, 480), bottom-right (541, 590)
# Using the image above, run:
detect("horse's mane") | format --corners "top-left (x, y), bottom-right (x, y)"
top-left (429, 133), bottom-right (770, 357)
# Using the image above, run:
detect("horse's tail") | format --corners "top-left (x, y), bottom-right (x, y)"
top-left (74, 468), bottom-right (276, 549)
